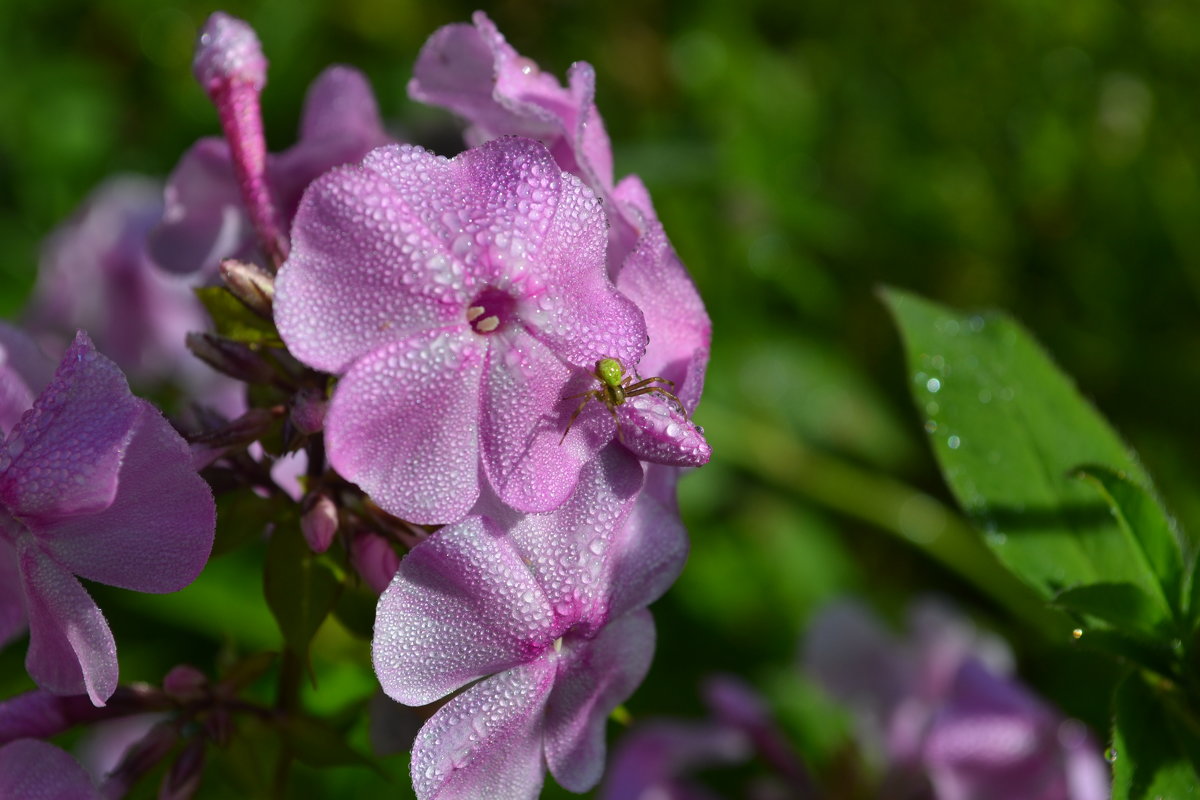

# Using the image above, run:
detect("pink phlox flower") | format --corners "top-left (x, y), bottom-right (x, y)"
top-left (26, 176), bottom-right (240, 406)
top-left (0, 333), bottom-right (215, 706)
top-left (804, 599), bottom-right (1108, 800)
top-left (149, 62), bottom-right (392, 276)
top-left (274, 136), bottom-right (649, 523)
top-left (0, 738), bottom-right (101, 800)
top-left (372, 444), bottom-right (688, 799)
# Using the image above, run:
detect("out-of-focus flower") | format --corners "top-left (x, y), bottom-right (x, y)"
top-left (26, 177), bottom-right (221, 390)
top-left (275, 136), bottom-right (667, 523)
top-left (0, 333), bottom-right (215, 705)
top-left (150, 13), bottom-right (392, 276)
top-left (373, 444), bottom-right (687, 799)
top-left (804, 600), bottom-right (1109, 800)
top-left (0, 738), bottom-right (101, 799)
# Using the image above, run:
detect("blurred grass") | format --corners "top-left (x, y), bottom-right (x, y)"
top-left (5, 0), bottom-right (1200, 794)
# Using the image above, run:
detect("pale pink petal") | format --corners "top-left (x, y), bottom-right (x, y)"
top-left (0, 323), bottom-right (54, 436)
top-left (0, 538), bottom-right (26, 648)
top-left (544, 609), bottom-right (656, 792)
top-left (147, 138), bottom-right (254, 276)
top-left (274, 147), bottom-right (472, 374)
top-left (34, 400), bottom-right (215, 593)
top-left (614, 394), bottom-right (711, 468)
top-left (373, 517), bottom-right (556, 706)
top-left (605, 464), bottom-right (690, 620)
top-left (0, 366), bottom-right (36, 440)
top-left (479, 328), bottom-right (606, 513)
top-left (0, 333), bottom-right (138, 522)
top-left (613, 176), bottom-right (710, 411)
top-left (0, 739), bottom-right (100, 800)
top-left (501, 443), bottom-right (643, 627)
top-left (410, 660), bottom-right (556, 800)
top-left (18, 541), bottom-right (116, 706)
top-left (325, 326), bottom-right (484, 524)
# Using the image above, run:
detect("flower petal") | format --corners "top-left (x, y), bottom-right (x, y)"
top-left (614, 394), bottom-right (711, 468)
top-left (0, 333), bottom-right (138, 523)
top-left (35, 399), bottom-right (215, 593)
top-left (0, 689), bottom-right (107, 745)
top-left (0, 739), bottom-right (100, 799)
top-left (0, 323), bottom-right (53, 438)
top-left (479, 328), bottom-right (606, 513)
top-left (605, 463), bottom-right (690, 620)
top-left (147, 138), bottom-right (253, 276)
top-left (0, 538), bottom-right (26, 649)
top-left (500, 443), bottom-right (643, 627)
top-left (274, 145), bottom-right (473, 374)
top-left (18, 541), bottom-right (117, 706)
top-left (325, 326), bottom-right (484, 524)
top-left (544, 609), bottom-right (656, 792)
top-left (613, 179), bottom-right (711, 411)
top-left (374, 517), bottom-right (555, 706)
top-left (410, 660), bottom-right (556, 800)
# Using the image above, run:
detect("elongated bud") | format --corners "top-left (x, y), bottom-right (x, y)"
top-left (220, 258), bottom-right (275, 318)
top-left (193, 13), bottom-right (288, 267)
top-left (290, 386), bottom-right (327, 435)
top-left (301, 493), bottom-right (338, 554)
top-left (188, 408), bottom-right (278, 449)
top-left (350, 530), bottom-right (400, 594)
top-left (186, 332), bottom-right (276, 384)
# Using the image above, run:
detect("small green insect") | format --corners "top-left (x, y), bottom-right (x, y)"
top-left (560, 357), bottom-right (683, 443)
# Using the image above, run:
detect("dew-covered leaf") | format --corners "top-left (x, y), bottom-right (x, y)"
top-left (884, 288), bottom-right (1156, 601)
top-left (1112, 671), bottom-right (1200, 799)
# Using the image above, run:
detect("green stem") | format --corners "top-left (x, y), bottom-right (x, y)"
top-left (272, 649), bottom-right (303, 798)
top-left (700, 402), bottom-right (1066, 640)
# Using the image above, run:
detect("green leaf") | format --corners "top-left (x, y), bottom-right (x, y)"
top-left (1074, 466), bottom-right (1185, 620)
top-left (1055, 582), bottom-right (1168, 638)
top-left (195, 286), bottom-right (283, 345)
top-left (883, 288), bottom-right (1157, 600)
top-left (263, 527), bottom-right (342, 674)
top-left (1113, 671), bottom-right (1200, 799)
top-left (277, 715), bottom-right (375, 769)
top-left (213, 490), bottom-right (279, 557)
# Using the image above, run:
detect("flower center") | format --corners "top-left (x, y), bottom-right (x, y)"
top-left (465, 288), bottom-right (517, 335)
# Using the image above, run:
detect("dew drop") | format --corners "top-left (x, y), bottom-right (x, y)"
top-left (926, 377), bottom-right (941, 393)
top-left (1104, 746), bottom-right (1117, 763)
top-left (947, 435), bottom-right (961, 450)
top-left (1071, 628), bottom-right (1084, 640)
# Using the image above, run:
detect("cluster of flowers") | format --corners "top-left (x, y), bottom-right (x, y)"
top-left (0, 9), bottom-right (712, 799)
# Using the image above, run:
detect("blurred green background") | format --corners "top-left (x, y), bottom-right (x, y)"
top-left (3, 0), bottom-right (1198, 795)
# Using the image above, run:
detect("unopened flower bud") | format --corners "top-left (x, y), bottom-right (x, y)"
top-left (301, 493), bottom-right (338, 554)
top-left (220, 258), bottom-right (275, 318)
top-left (162, 665), bottom-right (207, 700)
top-left (350, 530), bottom-right (400, 594)
top-left (193, 12), bottom-right (266, 92)
top-left (290, 386), bottom-right (327, 435)
top-left (186, 332), bottom-right (276, 384)
top-left (160, 738), bottom-right (206, 800)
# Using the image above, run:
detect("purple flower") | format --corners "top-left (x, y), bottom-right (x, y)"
top-left (149, 23), bottom-right (392, 276)
top-left (26, 176), bottom-right (225, 392)
top-left (804, 600), bottom-right (1109, 800)
top-left (275, 137), bottom-right (653, 523)
top-left (0, 333), bottom-right (216, 705)
top-left (600, 721), bottom-right (751, 800)
top-left (411, 13), bottom-right (712, 452)
top-left (372, 444), bottom-right (688, 798)
top-left (0, 739), bottom-right (101, 799)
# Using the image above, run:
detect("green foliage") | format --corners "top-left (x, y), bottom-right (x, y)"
top-left (884, 288), bottom-right (1157, 601)
top-left (1112, 672), bottom-right (1200, 799)
top-left (264, 525), bottom-right (343, 676)
top-left (195, 286), bottom-right (282, 345)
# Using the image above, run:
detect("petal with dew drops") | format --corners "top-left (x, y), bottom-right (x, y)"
top-left (36, 399), bottom-right (214, 593)
top-left (326, 326), bottom-right (484, 525)
top-left (147, 138), bottom-right (252, 276)
top-left (274, 146), bottom-right (472, 375)
top-left (374, 516), bottom-right (555, 707)
top-left (0, 739), bottom-right (100, 800)
top-left (0, 333), bottom-right (138, 523)
top-left (480, 328), bottom-right (606, 514)
top-left (502, 443), bottom-right (643, 627)
top-left (544, 609), bottom-right (656, 792)
top-left (605, 465), bottom-right (690, 621)
top-left (614, 394), bottom-right (711, 468)
top-left (410, 660), bottom-right (556, 800)
top-left (18, 540), bottom-right (116, 706)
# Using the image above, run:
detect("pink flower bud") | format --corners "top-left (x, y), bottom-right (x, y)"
top-left (290, 386), bottom-right (328, 435)
top-left (301, 494), bottom-right (338, 554)
top-left (350, 530), bottom-right (400, 594)
top-left (193, 12), bottom-right (267, 92)
top-left (162, 665), bottom-right (207, 700)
